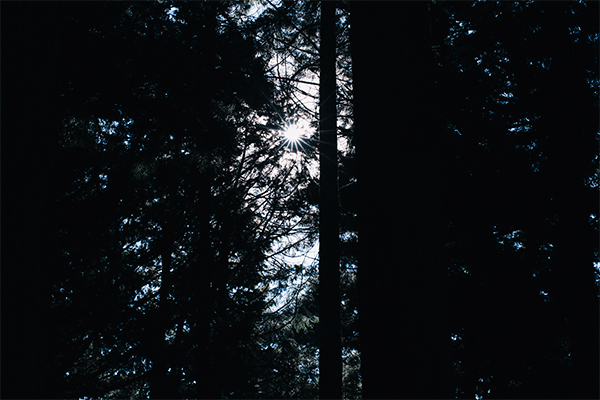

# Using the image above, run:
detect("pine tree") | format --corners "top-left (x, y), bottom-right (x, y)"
top-left (48, 2), bottom-right (315, 397)
top-left (318, 1), bottom-right (342, 398)
top-left (438, 1), bottom-right (599, 397)
top-left (350, 2), bottom-right (449, 398)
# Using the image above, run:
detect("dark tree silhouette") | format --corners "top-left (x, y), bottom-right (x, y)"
top-left (34, 2), bottom-right (313, 398)
top-left (2, 2), bottom-right (69, 397)
top-left (318, 2), bottom-right (342, 399)
top-left (438, 2), bottom-right (599, 398)
top-left (350, 2), bottom-right (450, 398)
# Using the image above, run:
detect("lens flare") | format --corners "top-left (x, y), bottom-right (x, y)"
top-left (281, 123), bottom-right (306, 151)
top-left (283, 124), bottom-right (303, 143)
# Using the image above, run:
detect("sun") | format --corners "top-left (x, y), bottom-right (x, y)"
top-left (283, 124), bottom-right (304, 143)
top-left (281, 123), bottom-right (306, 151)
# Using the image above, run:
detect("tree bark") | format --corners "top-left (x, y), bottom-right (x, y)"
top-left (318, 2), bottom-right (342, 399)
top-left (350, 2), bottom-right (450, 398)
top-left (2, 2), bottom-right (65, 398)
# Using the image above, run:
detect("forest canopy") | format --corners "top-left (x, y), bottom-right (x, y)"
top-left (2, 1), bottom-right (598, 399)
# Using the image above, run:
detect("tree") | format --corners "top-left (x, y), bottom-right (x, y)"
top-left (254, 1), bottom-right (358, 397)
top-left (350, 2), bottom-right (449, 398)
top-left (438, 2), bottom-right (599, 397)
top-left (350, 2), bottom-right (598, 398)
top-left (46, 2), bottom-right (316, 398)
top-left (3, 1), bottom-right (351, 398)
top-left (1, 2), bottom-right (69, 397)
top-left (318, 1), bottom-right (342, 399)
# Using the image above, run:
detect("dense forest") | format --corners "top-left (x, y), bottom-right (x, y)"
top-left (2, 1), bottom-right (598, 399)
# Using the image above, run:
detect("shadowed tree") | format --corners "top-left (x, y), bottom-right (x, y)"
top-left (318, 1), bottom-right (342, 399)
top-left (1, 2), bottom-right (70, 397)
top-left (438, 2), bottom-right (599, 397)
top-left (44, 2), bottom-right (312, 398)
top-left (350, 2), bottom-right (450, 398)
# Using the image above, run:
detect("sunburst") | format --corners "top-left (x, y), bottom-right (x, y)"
top-left (281, 123), bottom-right (307, 151)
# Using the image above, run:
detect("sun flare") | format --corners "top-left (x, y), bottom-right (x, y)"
top-left (282, 124), bottom-right (304, 144)
top-left (281, 123), bottom-right (309, 152)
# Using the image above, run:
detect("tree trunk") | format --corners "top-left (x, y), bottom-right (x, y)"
top-left (2, 2), bottom-right (65, 398)
top-left (318, 2), bottom-right (342, 399)
top-left (350, 2), bottom-right (450, 398)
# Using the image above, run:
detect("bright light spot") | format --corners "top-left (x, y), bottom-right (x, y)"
top-left (283, 124), bottom-right (304, 143)
top-left (281, 123), bottom-right (307, 152)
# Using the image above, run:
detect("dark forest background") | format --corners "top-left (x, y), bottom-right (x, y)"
top-left (2, 1), bottom-right (598, 399)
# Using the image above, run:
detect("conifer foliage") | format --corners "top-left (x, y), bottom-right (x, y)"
top-left (47, 1), bottom-right (315, 398)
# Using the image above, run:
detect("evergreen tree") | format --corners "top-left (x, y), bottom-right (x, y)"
top-left (439, 1), bottom-right (599, 398)
top-left (350, 2), bottom-right (449, 398)
top-left (318, 1), bottom-right (342, 399)
top-left (2, 2), bottom-right (69, 397)
top-left (255, 1), bottom-right (358, 397)
top-left (46, 2), bottom-right (315, 397)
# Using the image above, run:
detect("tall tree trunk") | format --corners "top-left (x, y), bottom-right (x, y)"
top-left (318, 2), bottom-right (342, 399)
top-left (2, 2), bottom-right (65, 398)
top-left (350, 2), bottom-right (449, 398)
